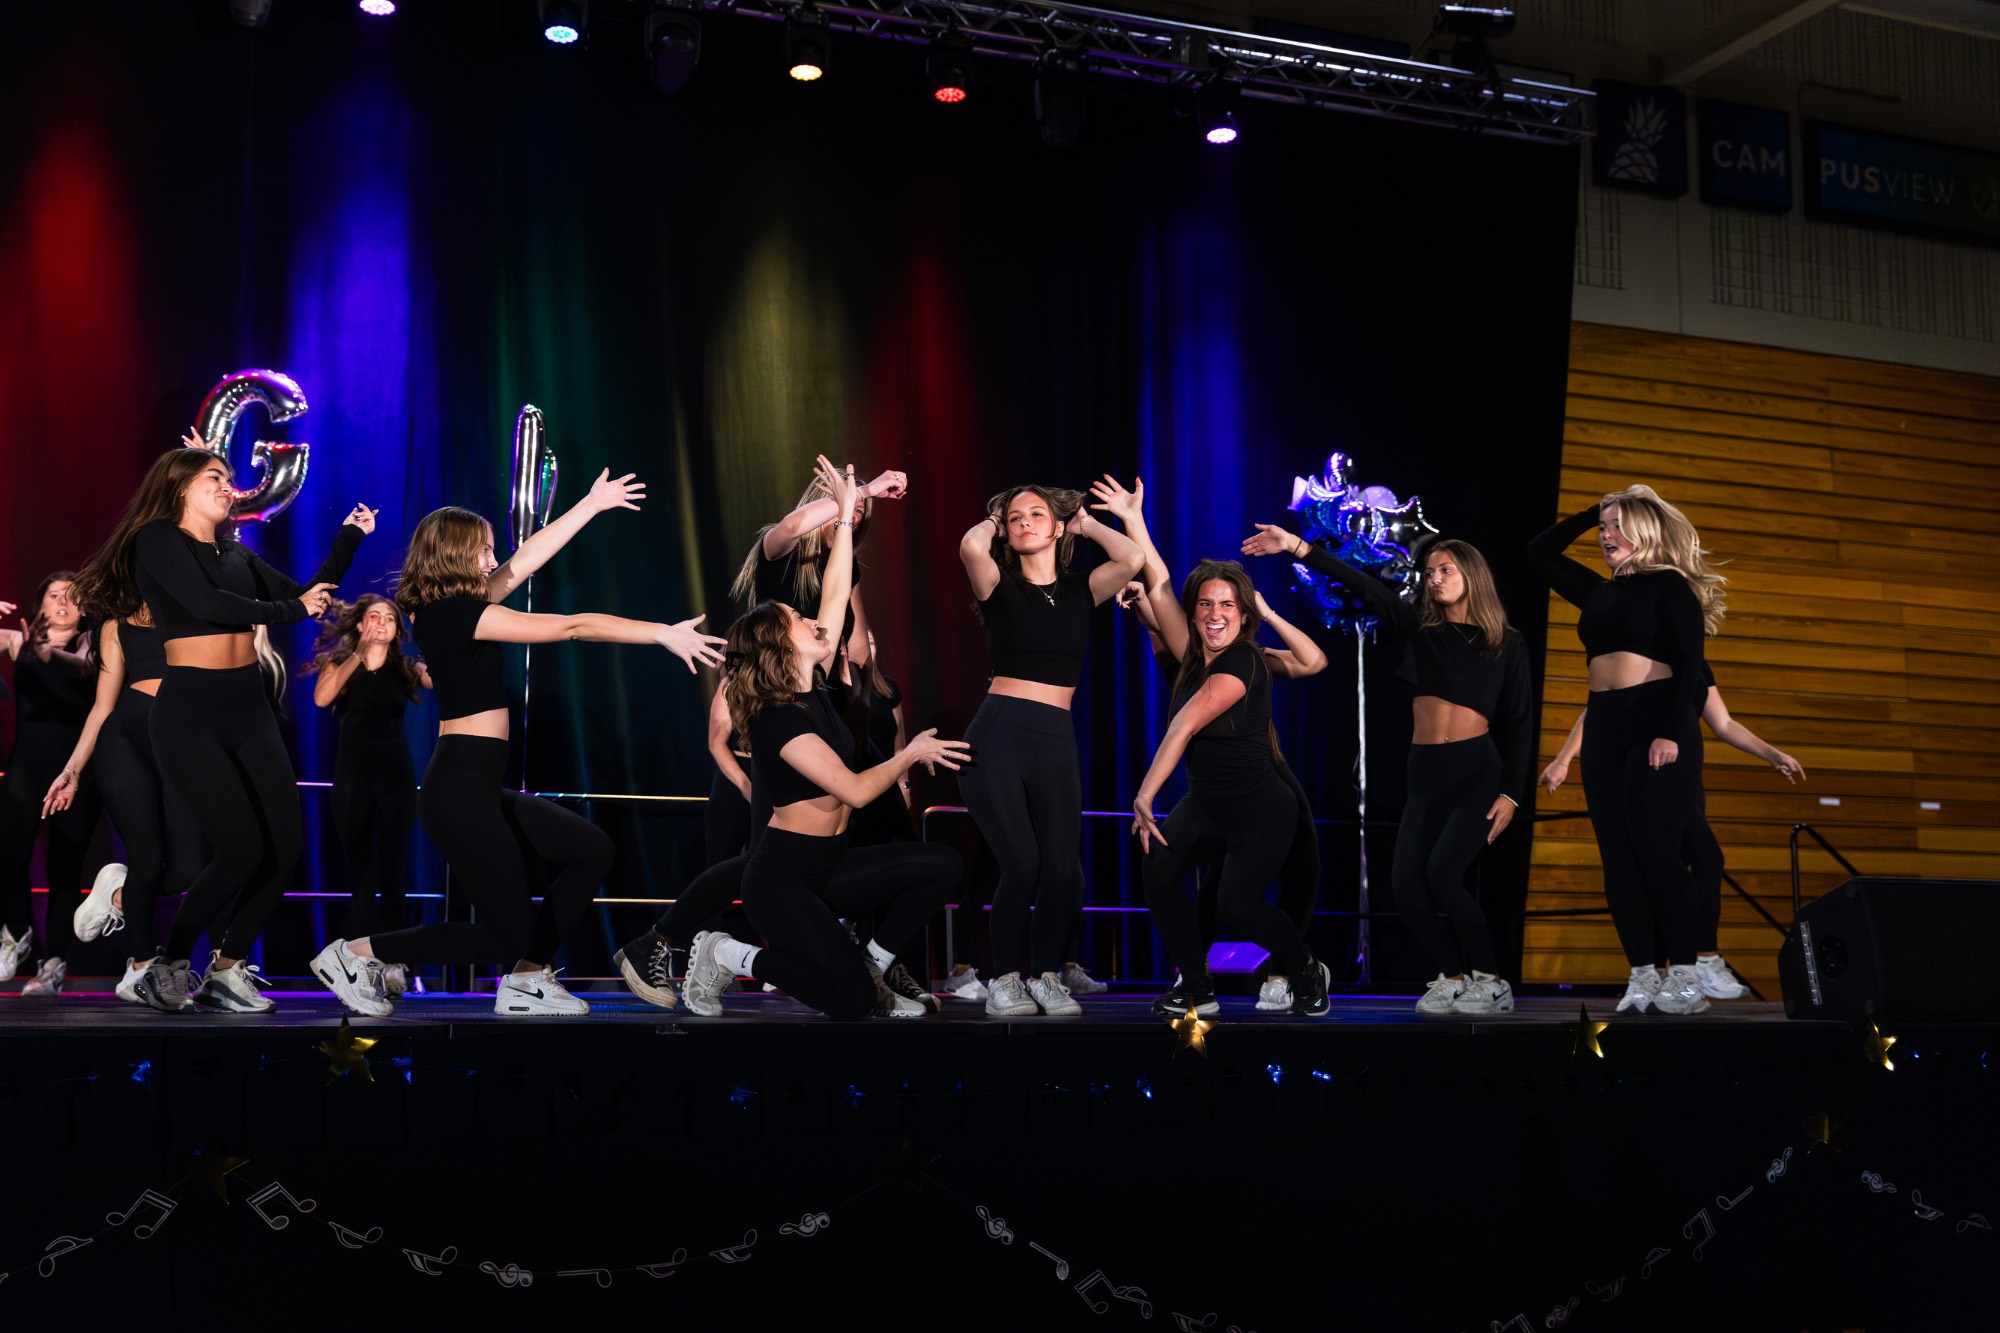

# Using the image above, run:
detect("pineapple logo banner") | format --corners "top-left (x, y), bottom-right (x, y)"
top-left (1591, 81), bottom-right (1689, 197)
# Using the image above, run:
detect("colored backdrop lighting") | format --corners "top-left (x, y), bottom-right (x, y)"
top-left (359, 0), bottom-right (396, 15)
top-left (934, 85), bottom-right (967, 104)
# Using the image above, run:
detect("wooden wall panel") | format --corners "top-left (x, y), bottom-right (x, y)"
top-left (1528, 324), bottom-right (2000, 995)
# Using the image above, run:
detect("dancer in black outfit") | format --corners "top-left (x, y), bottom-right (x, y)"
top-left (306, 595), bottom-right (431, 994)
top-left (70, 442), bottom-right (371, 1013)
top-left (311, 469), bottom-right (725, 1018)
top-left (703, 680), bottom-right (756, 864)
top-left (1130, 558), bottom-right (1332, 1018)
top-left (1245, 525), bottom-right (1531, 1015)
top-left (957, 480), bottom-right (1144, 1017)
top-left (0, 574), bottom-right (100, 996)
top-left (1526, 484), bottom-right (1726, 1015)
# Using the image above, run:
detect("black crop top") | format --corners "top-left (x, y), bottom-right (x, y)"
top-left (1299, 546), bottom-right (1535, 803)
top-left (1527, 505), bottom-right (1707, 735)
top-left (336, 660), bottom-right (415, 746)
top-left (1170, 639), bottom-right (1277, 810)
top-left (979, 569), bottom-right (1093, 688)
top-left (116, 621), bottom-right (167, 686)
top-left (411, 596), bottom-right (508, 721)
top-left (134, 520), bottom-right (362, 642)
top-left (750, 687), bottom-right (854, 807)
top-left (11, 641), bottom-right (95, 732)
top-left (754, 544), bottom-right (858, 650)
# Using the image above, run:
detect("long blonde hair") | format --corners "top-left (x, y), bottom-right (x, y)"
top-left (729, 478), bottom-right (876, 610)
top-left (394, 507), bottom-right (494, 615)
top-left (1602, 485), bottom-right (1727, 634)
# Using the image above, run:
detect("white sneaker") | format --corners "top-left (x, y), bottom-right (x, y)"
top-left (1695, 955), bottom-right (1750, 1000)
top-left (192, 952), bottom-right (275, 1013)
top-left (1456, 971), bottom-right (1514, 1014)
top-left (681, 931), bottom-right (733, 1017)
top-left (21, 957), bottom-right (65, 997)
top-left (135, 957), bottom-right (194, 1012)
top-left (310, 940), bottom-right (392, 1018)
top-left (1256, 976), bottom-right (1294, 1011)
top-left (1028, 971), bottom-right (1081, 1016)
top-left (984, 971), bottom-right (1038, 1017)
top-left (873, 990), bottom-right (928, 1017)
top-left (0, 926), bottom-right (32, 982)
top-left (494, 966), bottom-right (589, 1017)
top-left (939, 968), bottom-right (989, 1003)
top-left (1615, 967), bottom-right (1661, 1014)
top-left (1059, 963), bottom-right (1108, 996)
top-left (73, 863), bottom-right (127, 942)
top-left (1652, 965), bottom-right (1713, 1016)
top-left (1415, 973), bottom-right (1466, 1015)
top-left (115, 959), bottom-right (150, 1004)
top-left (382, 963), bottom-right (411, 997)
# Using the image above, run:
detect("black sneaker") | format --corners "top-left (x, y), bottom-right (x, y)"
top-left (884, 962), bottom-right (942, 1013)
top-left (1150, 973), bottom-right (1219, 1018)
top-left (1290, 958), bottom-right (1332, 1017)
top-left (614, 932), bottom-right (679, 1010)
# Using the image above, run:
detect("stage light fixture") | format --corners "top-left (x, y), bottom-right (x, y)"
top-left (1198, 85), bottom-right (1241, 146)
top-left (1033, 49), bottom-right (1088, 149)
top-left (539, 0), bottom-right (585, 45)
top-left (358, 0), bottom-right (395, 15)
top-left (1435, 3), bottom-right (1517, 38)
top-left (645, 9), bottom-right (701, 94)
top-left (228, 0), bottom-right (272, 27)
top-left (926, 29), bottom-right (974, 104)
top-left (785, 7), bottom-right (829, 82)
top-left (1202, 109), bottom-right (1238, 145)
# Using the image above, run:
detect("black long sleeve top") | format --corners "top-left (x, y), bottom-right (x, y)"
top-left (135, 521), bottom-right (362, 642)
top-left (1298, 544), bottom-right (1535, 804)
top-left (1525, 504), bottom-right (1707, 738)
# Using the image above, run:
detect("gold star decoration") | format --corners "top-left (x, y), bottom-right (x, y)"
top-left (170, 1149), bottom-right (249, 1204)
top-left (1865, 1022), bottom-right (1897, 1072)
top-left (1569, 1004), bottom-right (1609, 1061)
top-left (1168, 1006), bottom-right (1214, 1059)
top-left (316, 1018), bottom-right (380, 1082)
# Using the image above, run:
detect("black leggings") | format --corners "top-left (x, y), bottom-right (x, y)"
top-left (1391, 735), bottom-right (1503, 977)
top-left (1684, 795), bottom-right (1725, 956)
top-left (333, 744), bottom-right (416, 938)
top-left (1142, 784), bottom-right (1311, 981)
top-left (704, 763), bottom-right (752, 866)
top-left (1196, 758), bottom-right (1319, 946)
top-left (959, 695), bottom-right (1082, 979)
top-left (0, 720), bottom-right (102, 961)
top-left (150, 665), bottom-right (301, 961)
top-left (92, 690), bottom-right (202, 961)
top-left (368, 735), bottom-right (612, 965)
top-left (1580, 677), bottom-right (1703, 968)
top-left (739, 827), bottom-right (959, 1018)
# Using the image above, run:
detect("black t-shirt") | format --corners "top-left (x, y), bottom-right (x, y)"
top-left (411, 596), bottom-right (507, 721)
top-left (335, 659), bottom-right (415, 748)
top-left (135, 520), bottom-right (361, 641)
top-left (979, 569), bottom-right (1093, 687)
top-left (866, 675), bottom-right (901, 760)
top-left (10, 639), bottom-right (95, 732)
top-left (1171, 639), bottom-right (1276, 810)
top-left (749, 687), bottom-right (854, 807)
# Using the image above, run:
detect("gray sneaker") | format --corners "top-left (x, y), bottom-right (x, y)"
top-left (1255, 976), bottom-right (1293, 1011)
top-left (1059, 963), bottom-right (1108, 995)
top-left (984, 971), bottom-right (1038, 1017)
top-left (682, 931), bottom-right (733, 1017)
top-left (1028, 971), bottom-right (1082, 1016)
top-left (136, 957), bottom-right (194, 1013)
top-left (1455, 971), bottom-right (1514, 1014)
top-left (21, 956), bottom-right (66, 997)
top-left (1652, 965), bottom-right (1713, 1016)
top-left (193, 952), bottom-right (276, 1013)
top-left (0, 925), bottom-right (32, 982)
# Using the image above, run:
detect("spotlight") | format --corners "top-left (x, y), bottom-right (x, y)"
top-left (926, 29), bottom-right (974, 104)
top-left (539, 0), bottom-right (585, 45)
top-left (785, 7), bottom-right (829, 82)
top-left (644, 9), bottom-right (701, 94)
top-left (228, 0), bottom-right (272, 27)
top-left (358, 0), bottom-right (395, 14)
top-left (1198, 87), bottom-right (1240, 146)
top-left (1202, 109), bottom-right (1238, 145)
top-left (1033, 49), bottom-right (1089, 149)
top-left (1435, 3), bottom-right (1517, 38)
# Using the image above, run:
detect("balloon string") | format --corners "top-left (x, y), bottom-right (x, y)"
top-left (519, 576), bottom-right (533, 793)
top-left (1353, 631), bottom-right (1370, 984)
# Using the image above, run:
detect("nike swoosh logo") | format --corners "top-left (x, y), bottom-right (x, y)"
top-left (525, 987), bottom-right (545, 999)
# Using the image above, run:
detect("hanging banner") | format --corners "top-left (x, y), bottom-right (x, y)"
top-left (1699, 101), bottom-right (1791, 211)
top-left (1591, 81), bottom-right (1688, 196)
top-left (1805, 123), bottom-right (2000, 246)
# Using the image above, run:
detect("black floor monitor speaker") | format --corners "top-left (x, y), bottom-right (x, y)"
top-left (1780, 876), bottom-right (2000, 1020)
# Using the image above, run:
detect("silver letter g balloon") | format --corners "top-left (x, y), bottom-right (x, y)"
top-left (191, 370), bottom-right (311, 524)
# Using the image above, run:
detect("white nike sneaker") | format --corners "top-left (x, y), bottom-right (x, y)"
top-left (1059, 963), bottom-right (1108, 996)
top-left (115, 959), bottom-right (150, 1004)
top-left (73, 863), bottom-right (127, 942)
top-left (494, 966), bottom-right (589, 1016)
top-left (1028, 971), bottom-right (1081, 1016)
top-left (984, 971), bottom-right (1038, 1017)
top-left (873, 991), bottom-right (928, 1017)
top-left (1615, 967), bottom-right (1661, 1014)
top-left (1455, 971), bottom-right (1514, 1014)
top-left (192, 952), bottom-right (275, 1013)
top-left (0, 926), bottom-right (32, 982)
top-left (21, 957), bottom-right (66, 997)
top-left (310, 939), bottom-right (392, 1018)
top-left (1695, 955), bottom-right (1750, 999)
top-left (939, 967), bottom-right (989, 1003)
top-left (1255, 976), bottom-right (1294, 1011)
top-left (1415, 973), bottom-right (1466, 1015)
top-left (1652, 964), bottom-right (1713, 1016)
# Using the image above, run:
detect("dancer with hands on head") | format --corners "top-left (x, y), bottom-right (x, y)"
top-left (311, 466), bottom-right (725, 1019)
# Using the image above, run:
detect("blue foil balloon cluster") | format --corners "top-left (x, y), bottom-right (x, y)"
top-left (1286, 452), bottom-right (1438, 635)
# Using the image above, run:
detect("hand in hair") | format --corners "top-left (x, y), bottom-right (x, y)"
top-left (587, 468), bottom-right (647, 514)
top-left (1240, 523), bottom-right (1305, 560)
top-left (179, 427), bottom-right (218, 451)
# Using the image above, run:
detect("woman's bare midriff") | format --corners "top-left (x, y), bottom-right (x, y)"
top-left (1412, 696), bottom-right (1489, 744)
top-left (1587, 652), bottom-right (1673, 692)
top-left (440, 707), bottom-right (510, 740)
top-left (988, 677), bottom-right (1075, 710)
top-left (164, 632), bottom-right (255, 670)
top-left (770, 796), bottom-right (850, 839)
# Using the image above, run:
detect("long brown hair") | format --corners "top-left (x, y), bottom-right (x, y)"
top-left (722, 604), bottom-right (804, 740)
top-left (27, 571), bottom-right (93, 653)
top-left (1415, 538), bottom-right (1512, 654)
top-left (728, 478), bottom-right (876, 610)
top-left (393, 507), bottom-right (493, 615)
top-left (985, 484), bottom-right (1084, 579)
top-left (1602, 485), bottom-right (1728, 635)
top-left (71, 448), bottom-right (229, 619)
top-left (1171, 560), bottom-right (1282, 761)
top-left (302, 594), bottom-right (423, 701)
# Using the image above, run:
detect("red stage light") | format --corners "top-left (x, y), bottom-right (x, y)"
top-left (933, 85), bottom-right (967, 104)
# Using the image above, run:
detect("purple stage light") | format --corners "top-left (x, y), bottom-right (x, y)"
top-left (1205, 120), bottom-right (1238, 146)
top-left (359, 0), bottom-right (395, 14)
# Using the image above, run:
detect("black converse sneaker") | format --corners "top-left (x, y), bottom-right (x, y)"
top-left (883, 962), bottom-right (941, 1013)
top-left (614, 932), bottom-right (679, 1010)
top-left (1150, 972), bottom-right (1219, 1018)
top-left (1289, 958), bottom-right (1332, 1017)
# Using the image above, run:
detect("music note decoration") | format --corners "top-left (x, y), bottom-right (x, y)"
top-left (170, 1149), bottom-right (250, 1205)
top-left (247, 1181), bottom-right (318, 1231)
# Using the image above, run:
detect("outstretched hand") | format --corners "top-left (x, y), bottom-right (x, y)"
top-left (901, 728), bottom-right (971, 777)
top-left (815, 455), bottom-right (862, 522)
top-left (1241, 523), bottom-right (1301, 559)
top-left (343, 503), bottom-right (379, 535)
top-left (661, 615), bottom-right (728, 674)
top-left (588, 469), bottom-right (646, 514)
top-left (1088, 474), bottom-right (1144, 524)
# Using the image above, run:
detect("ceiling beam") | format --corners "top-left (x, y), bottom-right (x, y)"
top-left (1664, 0), bottom-right (1842, 87)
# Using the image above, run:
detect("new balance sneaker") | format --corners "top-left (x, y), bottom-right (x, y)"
top-left (939, 967), bottom-right (989, 1003)
top-left (1652, 965), bottom-right (1713, 1016)
top-left (73, 863), bottom-right (127, 942)
top-left (0, 926), bottom-right (32, 982)
top-left (494, 966), bottom-right (589, 1017)
top-left (381, 963), bottom-right (411, 998)
top-left (884, 962), bottom-right (941, 1013)
top-left (1615, 967), bottom-right (1661, 1014)
top-left (614, 933), bottom-right (680, 1011)
top-left (681, 931), bottom-right (733, 1017)
top-left (1028, 971), bottom-right (1081, 1016)
top-left (1149, 974), bottom-right (1219, 1019)
top-left (115, 958), bottom-right (150, 1005)
top-left (984, 971), bottom-right (1038, 1017)
top-left (1695, 954), bottom-right (1750, 1000)
top-left (1290, 958), bottom-right (1333, 1017)
top-left (1256, 976), bottom-right (1294, 1011)
top-left (134, 957), bottom-right (194, 1013)
top-left (21, 957), bottom-right (65, 997)
top-left (1059, 963), bottom-right (1108, 996)
top-left (310, 939), bottom-right (392, 1018)
top-left (1456, 971), bottom-right (1515, 1014)
top-left (1415, 973), bottom-right (1466, 1015)
top-left (193, 952), bottom-right (275, 1013)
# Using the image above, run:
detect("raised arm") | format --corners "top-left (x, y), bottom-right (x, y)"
top-left (1130, 673), bottom-right (1248, 851)
top-left (812, 458), bottom-right (860, 632)
top-left (488, 469), bottom-right (644, 603)
top-left (1252, 590), bottom-right (1327, 679)
top-left (1090, 475), bottom-right (1186, 659)
top-left (1703, 685), bottom-right (1805, 783)
top-left (312, 653), bottom-right (365, 709)
top-left (472, 604), bottom-right (725, 672)
top-left (136, 522), bottom-right (318, 626)
top-left (776, 727), bottom-right (970, 813)
top-left (243, 506), bottom-right (371, 602)
top-left (707, 681), bottom-right (752, 802)
top-left (959, 512), bottom-right (1004, 602)
top-left (762, 468), bottom-right (906, 561)
top-left (1242, 522), bottom-right (1416, 634)
top-left (1524, 504), bottom-right (1606, 609)
top-left (1072, 508), bottom-right (1146, 607)
top-left (42, 621), bottom-right (126, 814)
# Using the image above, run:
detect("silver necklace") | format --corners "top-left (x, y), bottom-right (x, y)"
top-left (1032, 580), bottom-right (1056, 606)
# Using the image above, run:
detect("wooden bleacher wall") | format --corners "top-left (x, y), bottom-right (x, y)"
top-left (1526, 323), bottom-right (2000, 996)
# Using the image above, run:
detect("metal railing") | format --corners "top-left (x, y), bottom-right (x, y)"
top-left (1790, 822), bottom-right (1862, 918)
